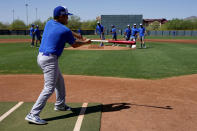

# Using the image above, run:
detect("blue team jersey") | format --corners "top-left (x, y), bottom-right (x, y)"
top-left (112, 28), bottom-right (116, 35)
top-left (34, 28), bottom-right (40, 37)
top-left (138, 27), bottom-right (145, 36)
top-left (124, 28), bottom-right (131, 37)
top-left (30, 27), bottom-right (34, 36)
top-left (132, 27), bottom-right (138, 36)
top-left (39, 19), bottom-right (75, 57)
top-left (78, 29), bottom-right (81, 34)
top-left (96, 25), bottom-right (104, 34)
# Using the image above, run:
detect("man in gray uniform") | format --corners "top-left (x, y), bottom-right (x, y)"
top-left (25, 6), bottom-right (91, 125)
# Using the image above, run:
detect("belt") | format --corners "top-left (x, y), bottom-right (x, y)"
top-left (39, 52), bottom-right (56, 56)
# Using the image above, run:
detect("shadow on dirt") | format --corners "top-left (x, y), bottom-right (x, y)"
top-left (130, 103), bottom-right (173, 110)
top-left (44, 103), bottom-right (130, 122)
top-left (44, 102), bottom-right (172, 122)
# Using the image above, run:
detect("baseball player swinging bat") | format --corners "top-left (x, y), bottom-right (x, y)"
top-left (91, 39), bottom-right (136, 45)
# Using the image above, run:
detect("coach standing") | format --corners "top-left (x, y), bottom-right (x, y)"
top-left (29, 24), bottom-right (35, 47)
top-left (124, 25), bottom-right (131, 41)
top-left (34, 25), bottom-right (41, 47)
top-left (95, 21), bottom-right (105, 46)
top-left (130, 24), bottom-right (138, 48)
top-left (25, 6), bottom-right (91, 125)
top-left (131, 24), bottom-right (138, 42)
top-left (111, 25), bottom-right (117, 46)
top-left (77, 28), bottom-right (83, 38)
top-left (138, 23), bottom-right (146, 48)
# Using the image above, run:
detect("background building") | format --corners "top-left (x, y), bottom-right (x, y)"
top-left (143, 18), bottom-right (168, 27)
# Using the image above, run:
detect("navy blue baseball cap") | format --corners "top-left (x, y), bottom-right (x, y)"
top-left (53, 6), bottom-right (73, 17)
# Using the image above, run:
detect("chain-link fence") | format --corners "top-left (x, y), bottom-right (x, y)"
top-left (147, 30), bottom-right (197, 36)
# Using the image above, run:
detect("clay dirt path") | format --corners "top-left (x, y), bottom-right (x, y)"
top-left (0, 39), bottom-right (31, 43)
top-left (64, 44), bottom-right (132, 50)
top-left (0, 74), bottom-right (197, 131)
top-left (0, 38), bottom-right (197, 45)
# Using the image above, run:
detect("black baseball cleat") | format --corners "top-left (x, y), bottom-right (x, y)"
top-left (54, 104), bottom-right (72, 111)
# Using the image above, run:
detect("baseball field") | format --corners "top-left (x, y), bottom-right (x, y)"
top-left (0, 35), bottom-right (197, 131)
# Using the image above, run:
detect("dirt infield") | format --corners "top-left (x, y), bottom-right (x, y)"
top-left (0, 39), bottom-right (31, 43)
top-left (0, 38), bottom-right (197, 45)
top-left (0, 74), bottom-right (197, 131)
top-left (65, 44), bottom-right (132, 50)
top-left (1, 38), bottom-right (196, 51)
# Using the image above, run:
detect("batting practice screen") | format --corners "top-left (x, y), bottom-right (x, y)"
top-left (101, 15), bottom-right (143, 35)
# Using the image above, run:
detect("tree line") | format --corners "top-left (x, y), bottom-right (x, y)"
top-left (0, 16), bottom-right (97, 30)
top-left (146, 18), bottom-right (197, 30)
top-left (0, 16), bottom-right (197, 31)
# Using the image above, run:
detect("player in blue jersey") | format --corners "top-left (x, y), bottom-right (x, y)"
top-left (77, 28), bottom-right (82, 38)
top-left (138, 23), bottom-right (146, 48)
top-left (34, 25), bottom-right (41, 47)
top-left (124, 25), bottom-right (131, 41)
top-left (111, 25), bottom-right (117, 46)
top-left (95, 21), bottom-right (105, 46)
top-left (130, 24), bottom-right (138, 48)
top-left (25, 6), bottom-right (91, 125)
top-left (131, 24), bottom-right (138, 42)
top-left (29, 24), bottom-right (35, 47)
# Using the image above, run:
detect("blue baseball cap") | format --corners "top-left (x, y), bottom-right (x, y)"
top-left (53, 6), bottom-right (73, 18)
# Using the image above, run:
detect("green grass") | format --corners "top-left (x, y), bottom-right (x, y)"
top-left (60, 43), bottom-right (197, 79)
top-left (0, 43), bottom-right (41, 74)
top-left (0, 42), bottom-right (197, 79)
top-left (0, 35), bottom-right (31, 39)
top-left (0, 35), bottom-right (197, 40)
top-left (0, 102), bottom-right (17, 116)
top-left (0, 102), bottom-right (101, 131)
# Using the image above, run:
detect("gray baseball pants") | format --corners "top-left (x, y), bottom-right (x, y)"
top-left (30, 52), bottom-right (66, 116)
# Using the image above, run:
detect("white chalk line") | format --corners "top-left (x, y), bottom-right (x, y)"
top-left (73, 102), bottom-right (88, 131)
top-left (0, 101), bottom-right (24, 122)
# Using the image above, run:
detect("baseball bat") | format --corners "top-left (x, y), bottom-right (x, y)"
top-left (91, 40), bottom-right (136, 45)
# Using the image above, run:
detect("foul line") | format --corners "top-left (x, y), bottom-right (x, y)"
top-left (0, 101), bottom-right (24, 122)
top-left (73, 102), bottom-right (88, 131)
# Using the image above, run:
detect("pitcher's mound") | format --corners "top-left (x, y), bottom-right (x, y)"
top-left (64, 44), bottom-right (131, 50)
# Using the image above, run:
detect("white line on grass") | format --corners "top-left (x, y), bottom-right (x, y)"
top-left (73, 102), bottom-right (88, 131)
top-left (0, 101), bottom-right (24, 122)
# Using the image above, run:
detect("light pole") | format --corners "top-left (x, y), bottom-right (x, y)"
top-left (35, 8), bottom-right (37, 20)
top-left (25, 3), bottom-right (28, 26)
top-left (12, 9), bottom-right (15, 23)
